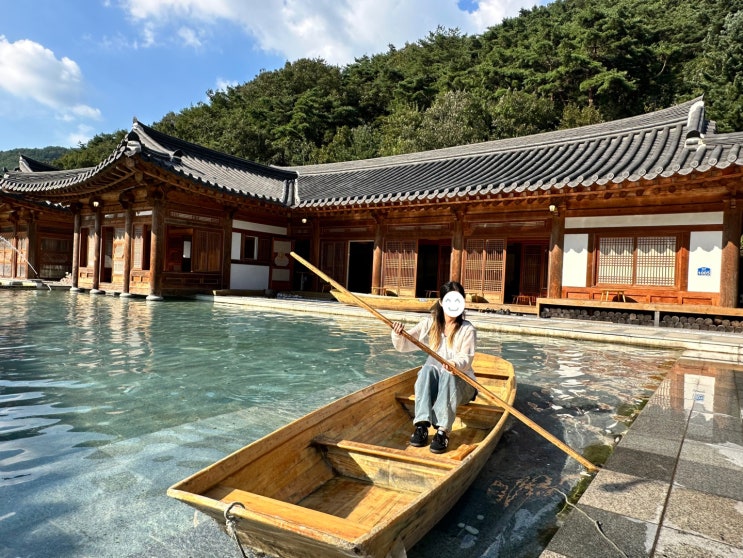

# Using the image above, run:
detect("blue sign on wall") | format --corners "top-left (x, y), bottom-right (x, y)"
top-left (697, 267), bottom-right (711, 276)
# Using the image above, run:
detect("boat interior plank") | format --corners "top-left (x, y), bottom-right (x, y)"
top-left (298, 477), bottom-right (419, 528)
top-left (206, 484), bottom-right (368, 540)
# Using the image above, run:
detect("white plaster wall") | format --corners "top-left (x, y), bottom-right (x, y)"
top-left (687, 231), bottom-right (722, 293)
top-left (233, 220), bottom-right (287, 235)
top-left (229, 221), bottom-right (288, 289)
top-left (231, 232), bottom-right (242, 260)
top-left (566, 212), bottom-right (723, 230)
top-left (562, 234), bottom-right (589, 287)
top-left (230, 263), bottom-right (270, 290)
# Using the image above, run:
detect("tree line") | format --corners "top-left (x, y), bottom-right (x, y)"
top-left (16, 0), bottom-right (743, 170)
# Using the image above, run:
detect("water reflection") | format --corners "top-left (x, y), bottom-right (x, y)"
top-left (0, 290), bottom-right (679, 558)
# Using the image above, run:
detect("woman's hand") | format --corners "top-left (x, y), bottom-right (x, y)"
top-left (392, 322), bottom-right (405, 335)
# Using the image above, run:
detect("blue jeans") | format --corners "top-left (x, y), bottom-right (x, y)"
top-left (413, 363), bottom-right (476, 431)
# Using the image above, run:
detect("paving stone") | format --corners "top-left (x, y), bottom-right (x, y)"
top-left (654, 527), bottom-right (743, 558)
top-left (577, 469), bottom-right (669, 524)
top-left (545, 503), bottom-right (655, 558)
top-left (603, 445), bottom-right (677, 483)
top-left (663, 486), bottom-right (743, 547)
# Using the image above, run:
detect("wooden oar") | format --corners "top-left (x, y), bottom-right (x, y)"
top-left (290, 251), bottom-right (599, 473)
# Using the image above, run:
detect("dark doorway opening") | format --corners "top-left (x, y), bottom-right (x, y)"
top-left (416, 241), bottom-right (451, 297)
top-left (100, 227), bottom-right (114, 283)
top-left (348, 241), bottom-right (373, 293)
top-left (506, 241), bottom-right (549, 304)
top-left (292, 238), bottom-right (311, 290)
top-left (505, 243), bottom-right (522, 303)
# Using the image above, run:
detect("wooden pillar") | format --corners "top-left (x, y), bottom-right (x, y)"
top-left (121, 206), bottom-right (133, 296)
top-left (547, 209), bottom-right (565, 299)
top-left (720, 198), bottom-right (741, 307)
top-left (222, 209), bottom-right (235, 290)
top-left (90, 203), bottom-right (102, 293)
top-left (372, 216), bottom-right (383, 293)
top-left (26, 213), bottom-right (38, 279)
top-left (311, 218), bottom-right (321, 291)
top-left (10, 213), bottom-right (18, 279)
top-left (451, 212), bottom-right (464, 283)
top-left (148, 193), bottom-right (165, 300)
top-left (70, 204), bottom-right (81, 290)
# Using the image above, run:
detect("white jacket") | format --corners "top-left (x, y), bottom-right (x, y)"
top-left (391, 316), bottom-right (477, 381)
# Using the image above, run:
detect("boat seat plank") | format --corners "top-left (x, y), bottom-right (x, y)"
top-left (313, 435), bottom-right (457, 469)
top-left (395, 393), bottom-right (505, 430)
top-left (394, 394), bottom-right (504, 410)
top-left (205, 484), bottom-right (368, 540)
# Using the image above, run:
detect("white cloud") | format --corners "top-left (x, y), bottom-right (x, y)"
top-left (215, 78), bottom-right (239, 92)
top-left (67, 124), bottom-right (96, 147)
top-left (119, 0), bottom-right (543, 65)
top-left (177, 27), bottom-right (203, 48)
top-left (0, 35), bottom-right (101, 121)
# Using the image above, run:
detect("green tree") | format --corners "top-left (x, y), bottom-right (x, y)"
top-left (489, 90), bottom-right (558, 140)
top-left (378, 103), bottom-right (423, 156)
top-left (689, 9), bottom-right (743, 131)
top-left (54, 131), bottom-right (127, 169)
top-left (416, 90), bottom-right (490, 150)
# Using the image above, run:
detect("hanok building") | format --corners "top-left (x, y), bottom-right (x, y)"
top-left (0, 156), bottom-right (73, 281)
top-left (1, 96), bottom-right (742, 308)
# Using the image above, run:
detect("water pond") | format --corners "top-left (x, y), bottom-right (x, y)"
top-left (0, 289), bottom-right (678, 557)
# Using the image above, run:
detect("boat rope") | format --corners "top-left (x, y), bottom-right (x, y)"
top-left (553, 488), bottom-right (628, 558)
top-left (224, 502), bottom-right (250, 558)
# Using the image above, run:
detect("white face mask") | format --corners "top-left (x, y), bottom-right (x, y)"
top-left (441, 291), bottom-right (465, 318)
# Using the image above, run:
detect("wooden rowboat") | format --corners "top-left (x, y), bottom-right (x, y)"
top-left (167, 353), bottom-right (516, 558)
top-left (330, 289), bottom-right (437, 313)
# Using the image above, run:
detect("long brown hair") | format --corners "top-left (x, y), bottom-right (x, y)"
top-left (428, 281), bottom-right (466, 350)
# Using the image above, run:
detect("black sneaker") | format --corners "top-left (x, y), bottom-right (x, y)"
top-left (410, 424), bottom-right (429, 447)
top-left (430, 429), bottom-right (449, 454)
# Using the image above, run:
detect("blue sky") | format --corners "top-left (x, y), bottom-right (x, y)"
top-left (0, 1), bottom-right (545, 151)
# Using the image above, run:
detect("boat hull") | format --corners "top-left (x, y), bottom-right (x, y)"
top-left (330, 290), bottom-right (437, 313)
top-left (168, 353), bottom-right (516, 558)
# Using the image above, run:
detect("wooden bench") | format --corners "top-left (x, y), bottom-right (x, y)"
top-left (600, 289), bottom-right (625, 302)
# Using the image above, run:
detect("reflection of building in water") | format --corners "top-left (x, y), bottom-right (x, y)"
top-left (663, 359), bottom-right (742, 439)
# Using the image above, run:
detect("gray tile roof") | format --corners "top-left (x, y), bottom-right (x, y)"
top-left (1, 120), bottom-right (297, 205)
top-left (288, 96), bottom-right (743, 209)
top-left (2, 97), bottom-right (741, 212)
top-left (17, 155), bottom-right (59, 173)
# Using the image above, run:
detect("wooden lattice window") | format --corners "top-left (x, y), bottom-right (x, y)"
top-left (636, 236), bottom-right (676, 286)
top-left (597, 237), bottom-right (633, 284)
top-left (321, 241), bottom-right (347, 285)
top-left (463, 238), bottom-right (505, 297)
top-left (40, 236), bottom-right (72, 280)
top-left (382, 240), bottom-right (416, 295)
top-left (597, 235), bottom-right (676, 286)
top-left (17, 236), bottom-right (27, 277)
top-left (0, 232), bottom-right (13, 277)
top-left (113, 228), bottom-right (126, 276)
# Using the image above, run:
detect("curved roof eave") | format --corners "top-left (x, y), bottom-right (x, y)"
top-left (290, 97), bottom-right (743, 211)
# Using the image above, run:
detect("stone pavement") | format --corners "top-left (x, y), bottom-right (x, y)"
top-left (203, 294), bottom-right (743, 558)
top-left (541, 357), bottom-right (743, 558)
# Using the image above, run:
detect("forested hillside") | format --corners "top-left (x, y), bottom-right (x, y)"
top-left (52, 0), bottom-right (743, 169)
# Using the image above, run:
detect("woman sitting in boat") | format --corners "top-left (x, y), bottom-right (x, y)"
top-left (391, 281), bottom-right (477, 453)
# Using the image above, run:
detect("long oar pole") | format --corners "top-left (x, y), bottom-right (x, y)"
top-left (290, 251), bottom-right (598, 473)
